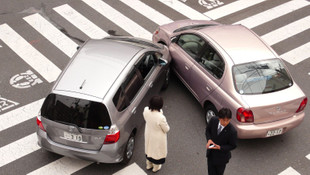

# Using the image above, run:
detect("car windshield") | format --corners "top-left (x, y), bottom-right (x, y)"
top-left (41, 94), bottom-right (111, 129)
top-left (233, 59), bottom-right (293, 95)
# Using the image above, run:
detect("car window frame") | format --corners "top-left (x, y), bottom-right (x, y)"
top-left (176, 33), bottom-right (206, 61)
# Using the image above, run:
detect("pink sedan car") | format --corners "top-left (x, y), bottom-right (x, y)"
top-left (153, 19), bottom-right (307, 139)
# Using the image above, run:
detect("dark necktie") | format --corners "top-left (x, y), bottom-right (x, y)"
top-left (217, 125), bottom-right (222, 135)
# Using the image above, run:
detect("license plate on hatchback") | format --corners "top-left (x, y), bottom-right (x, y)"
top-left (62, 131), bottom-right (84, 143)
top-left (266, 128), bottom-right (283, 137)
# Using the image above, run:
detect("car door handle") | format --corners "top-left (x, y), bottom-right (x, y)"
top-left (206, 85), bottom-right (212, 91)
top-left (185, 65), bottom-right (189, 70)
top-left (131, 107), bottom-right (137, 114)
top-left (149, 81), bottom-right (153, 88)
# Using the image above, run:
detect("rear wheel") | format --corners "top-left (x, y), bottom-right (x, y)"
top-left (122, 133), bottom-right (135, 164)
top-left (205, 104), bottom-right (218, 124)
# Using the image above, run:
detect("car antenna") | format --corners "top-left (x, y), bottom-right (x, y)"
top-left (80, 80), bottom-right (86, 89)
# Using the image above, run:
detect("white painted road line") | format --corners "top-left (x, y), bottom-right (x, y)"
top-left (24, 13), bottom-right (78, 58)
top-left (27, 156), bottom-right (92, 175)
top-left (0, 24), bottom-right (61, 83)
top-left (0, 133), bottom-right (40, 167)
top-left (120, 0), bottom-right (173, 26)
top-left (261, 15), bottom-right (310, 46)
top-left (234, 0), bottom-right (310, 28)
top-left (113, 163), bottom-right (146, 175)
top-left (306, 154), bottom-right (310, 160)
top-left (82, 0), bottom-right (152, 40)
top-left (53, 4), bottom-right (108, 39)
top-left (204, 0), bottom-right (265, 20)
top-left (0, 98), bottom-right (44, 132)
top-left (278, 167), bottom-right (301, 175)
top-left (157, 0), bottom-right (211, 20)
top-left (280, 42), bottom-right (310, 65)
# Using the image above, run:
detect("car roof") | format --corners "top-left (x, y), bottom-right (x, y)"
top-left (198, 25), bottom-right (277, 64)
top-left (53, 38), bottom-right (147, 99)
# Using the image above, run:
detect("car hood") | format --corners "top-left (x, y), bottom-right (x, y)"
top-left (241, 84), bottom-right (306, 124)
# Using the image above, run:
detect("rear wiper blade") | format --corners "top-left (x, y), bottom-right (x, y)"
top-left (55, 120), bottom-right (83, 133)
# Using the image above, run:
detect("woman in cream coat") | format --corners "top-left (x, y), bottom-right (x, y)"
top-left (143, 96), bottom-right (170, 173)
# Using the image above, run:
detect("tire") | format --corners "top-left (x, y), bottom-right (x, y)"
top-left (161, 68), bottom-right (170, 90)
top-left (121, 133), bottom-right (135, 164)
top-left (205, 104), bottom-right (218, 125)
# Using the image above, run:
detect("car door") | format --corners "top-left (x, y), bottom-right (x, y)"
top-left (169, 34), bottom-right (205, 86)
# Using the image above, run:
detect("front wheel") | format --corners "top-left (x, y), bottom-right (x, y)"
top-left (121, 133), bottom-right (135, 164)
top-left (205, 105), bottom-right (218, 124)
top-left (161, 68), bottom-right (170, 90)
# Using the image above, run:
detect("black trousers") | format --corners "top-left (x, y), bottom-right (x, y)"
top-left (207, 158), bottom-right (226, 175)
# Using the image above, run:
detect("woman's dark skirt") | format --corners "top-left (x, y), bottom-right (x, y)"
top-left (146, 155), bottom-right (166, 164)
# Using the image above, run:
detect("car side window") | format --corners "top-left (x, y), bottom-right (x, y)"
top-left (137, 52), bottom-right (158, 79)
top-left (198, 46), bottom-right (225, 79)
top-left (177, 34), bottom-right (205, 59)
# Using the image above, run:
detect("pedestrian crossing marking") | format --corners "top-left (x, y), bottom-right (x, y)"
top-left (82, 0), bottom-right (152, 40)
top-left (157, 0), bottom-right (211, 20)
top-left (0, 133), bottom-right (40, 168)
top-left (278, 167), bottom-right (301, 175)
top-left (53, 4), bottom-right (109, 39)
top-left (281, 42), bottom-right (310, 65)
top-left (0, 24), bottom-right (61, 83)
top-left (234, 0), bottom-right (310, 28)
top-left (120, 0), bottom-right (173, 26)
top-left (204, 0), bottom-right (266, 20)
top-left (24, 13), bottom-right (78, 58)
top-left (113, 163), bottom-right (146, 175)
top-left (0, 98), bottom-right (44, 132)
top-left (27, 156), bottom-right (92, 175)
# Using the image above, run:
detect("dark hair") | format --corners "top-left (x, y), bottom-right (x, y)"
top-left (218, 108), bottom-right (232, 119)
top-left (149, 95), bottom-right (163, 112)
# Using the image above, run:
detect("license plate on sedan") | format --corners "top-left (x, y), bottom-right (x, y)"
top-left (62, 131), bottom-right (84, 142)
top-left (266, 128), bottom-right (283, 137)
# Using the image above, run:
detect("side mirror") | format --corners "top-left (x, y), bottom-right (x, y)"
top-left (171, 36), bottom-right (178, 43)
top-left (159, 58), bottom-right (168, 66)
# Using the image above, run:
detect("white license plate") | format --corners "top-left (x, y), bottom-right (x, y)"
top-left (63, 131), bottom-right (83, 142)
top-left (266, 128), bottom-right (283, 137)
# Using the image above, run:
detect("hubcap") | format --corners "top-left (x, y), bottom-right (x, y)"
top-left (206, 110), bottom-right (215, 123)
top-left (126, 137), bottom-right (135, 159)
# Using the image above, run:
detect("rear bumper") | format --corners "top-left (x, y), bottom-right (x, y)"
top-left (234, 112), bottom-right (305, 139)
top-left (36, 129), bottom-right (124, 163)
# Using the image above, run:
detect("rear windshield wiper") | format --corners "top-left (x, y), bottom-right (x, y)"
top-left (55, 120), bottom-right (83, 133)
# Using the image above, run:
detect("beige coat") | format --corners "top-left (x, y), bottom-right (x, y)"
top-left (143, 107), bottom-right (170, 160)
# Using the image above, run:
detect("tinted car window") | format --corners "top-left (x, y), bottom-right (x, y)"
top-left (198, 46), bottom-right (225, 79)
top-left (177, 34), bottom-right (205, 59)
top-left (233, 59), bottom-right (293, 94)
top-left (41, 94), bottom-right (111, 129)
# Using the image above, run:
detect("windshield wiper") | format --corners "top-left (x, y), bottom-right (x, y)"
top-left (55, 120), bottom-right (83, 133)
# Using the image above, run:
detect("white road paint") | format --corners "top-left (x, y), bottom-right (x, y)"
top-left (82, 0), bottom-right (152, 40)
top-left (53, 4), bottom-right (108, 39)
top-left (278, 167), bottom-right (301, 175)
top-left (280, 42), bottom-right (310, 65)
top-left (113, 163), bottom-right (146, 175)
top-left (0, 24), bottom-right (61, 83)
top-left (157, 0), bottom-right (211, 20)
top-left (234, 0), bottom-right (310, 28)
top-left (204, 0), bottom-right (265, 20)
top-left (120, 0), bottom-right (173, 26)
top-left (24, 13), bottom-right (78, 58)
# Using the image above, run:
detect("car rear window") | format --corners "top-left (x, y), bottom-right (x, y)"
top-left (41, 93), bottom-right (111, 129)
top-left (233, 59), bottom-right (293, 95)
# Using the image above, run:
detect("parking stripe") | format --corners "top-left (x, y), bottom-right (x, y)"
top-left (204, 0), bottom-right (265, 20)
top-left (120, 0), bottom-right (173, 26)
top-left (278, 167), bottom-right (301, 175)
top-left (0, 133), bottom-right (40, 167)
top-left (261, 16), bottom-right (310, 46)
top-left (281, 42), bottom-right (310, 65)
top-left (82, 0), bottom-right (152, 40)
top-left (53, 4), bottom-right (108, 39)
top-left (234, 0), bottom-right (310, 28)
top-left (27, 156), bottom-right (92, 175)
top-left (0, 98), bottom-right (44, 132)
top-left (157, 0), bottom-right (211, 20)
top-left (23, 13), bottom-right (78, 58)
top-left (0, 24), bottom-right (61, 83)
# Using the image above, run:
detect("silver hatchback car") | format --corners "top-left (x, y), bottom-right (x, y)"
top-left (36, 36), bottom-right (171, 164)
top-left (153, 19), bottom-right (307, 139)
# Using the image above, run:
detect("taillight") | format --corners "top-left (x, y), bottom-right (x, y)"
top-left (237, 107), bottom-right (254, 123)
top-left (104, 125), bottom-right (120, 144)
top-left (36, 116), bottom-right (46, 131)
top-left (153, 28), bottom-right (159, 35)
top-left (296, 97), bottom-right (307, 113)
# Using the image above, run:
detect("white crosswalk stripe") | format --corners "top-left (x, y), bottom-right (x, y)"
top-left (53, 4), bottom-right (108, 39)
top-left (0, 24), bottom-right (61, 83)
top-left (23, 13), bottom-right (78, 58)
top-left (0, 0), bottom-right (310, 174)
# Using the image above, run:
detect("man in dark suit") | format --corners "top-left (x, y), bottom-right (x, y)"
top-left (205, 108), bottom-right (237, 175)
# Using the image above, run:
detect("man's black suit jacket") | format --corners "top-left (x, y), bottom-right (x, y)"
top-left (205, 117), bottom-right (237, 165)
